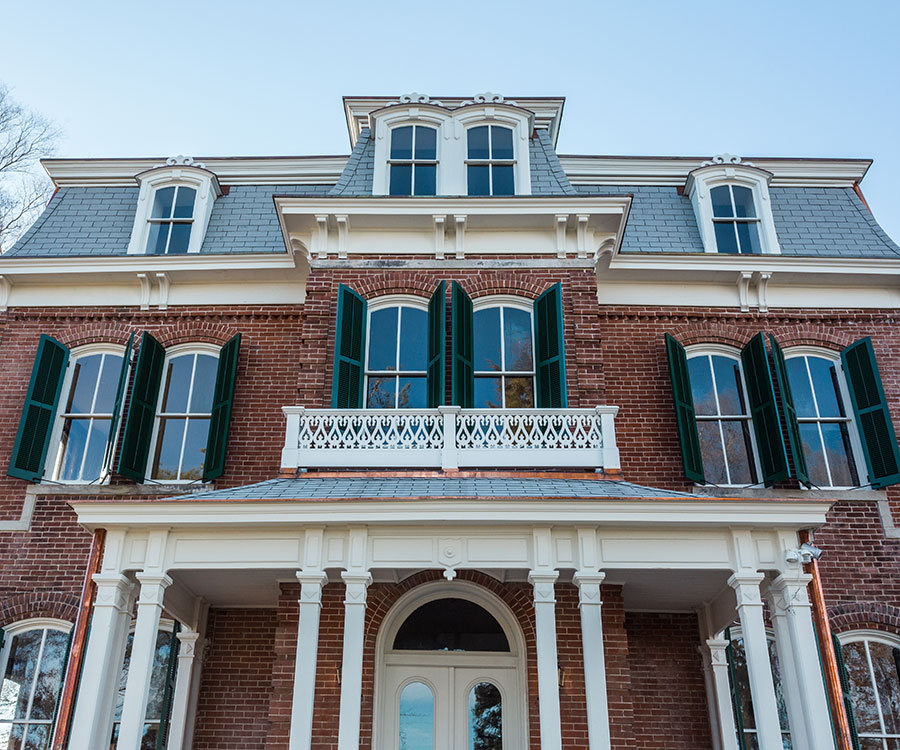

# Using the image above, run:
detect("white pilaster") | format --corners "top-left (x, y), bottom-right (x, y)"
top-left (573, 572), bottom-right (611, 750)
top-left (528, 570), bottom-right (562, 750)
top-left (336, 571), bottom-right (372, 750)
top-left (704, 637), bottom-right (738, 750)
top-left (165, 629), bottom-right (200, 750)
top-left (290, 571), bottom-right (328, 750)
top-left (770, 574), bottom-right (836, 750)
top-left (728, 574), bottom-right (783, 750)
top-left (116, 572), bottom-right (172, 750)
top-left (69, 573), bottom-right (136, 749)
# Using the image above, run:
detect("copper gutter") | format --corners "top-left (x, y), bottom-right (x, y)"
top-left (51, 528), bottom-right (105, 750)
top-left (799, 529), bottom-right (852, 750)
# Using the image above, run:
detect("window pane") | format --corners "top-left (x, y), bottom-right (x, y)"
top-left (394, 599), bottom-right (509, 651)
top-left (146, 222), bottom-right (170, 254)
top-left (152, 417), bottom-right (186, 480)
top-left (145, 630), bottom-right (176, 721)
top-left (25, 722), bottom-right (50, 749)
top-left (467, 165), bottom-right (490, 197)
top-left (474, 377), bottom-right (503, 409)
top-left (473, 308), bottom-right (501, 372)
top-left (503, 307), bottom-right (533, 371)
top-left (414, 165), bottom-right (436, 196)
top-left (399, 682), bottom-right (433, 750)
top-left (368, 307), bottom-right (399, 371)
top-left (843, 642), bottom-right (881, 733)
top-left (390, 164), bottom-right (412, 196)
top-left (414, 127), bottom-right (436, 160)
top-left (505, 377), bottom-right (534, 408)
top-left (491, 126), bottom-right (514, 160)
top-left (399, 308), bottom-right (427, 371)
top-left (391, 126), bottom-right (413, 160)
top-left (786, 357), bottom-right (816, 418)
top-left (492, 165), bottom-right (515, 196)
top-left (397, 377), bottom-right (427, 408)
top-left (729, 639), bottom-right (757, 730)
top-left (29, 629), bottom-right (68, 721)
top-left (180, 417), bottom-right (210, 480)
top-left (821, 423), bottom-right (858, 487)
top-left (722, 420), bottom-right (756, 484)
top-left (714, 222), bottom-right (739, 254)
top-left (711, 186), bottom-right (733, 218)
top-left (469, 682), bottom-right (502, 750)
top-left (150, 187), bottom-right (176, 219)
top-left (81, 418), bottom-right (112, 481)
top-left (167, 222), bottom-right (191, 254)
top-left (468, 126), bottom-right (489, 160)
top-left (799, 423), bottom-right (829, 487)
top-left (869, 642), bottom-right (900, 733)
top-left (711, 356), bottom-right (746, 416)
top-left (736, 221), bottom-right (762, 254)
top-left (95, 354), bottom-right (124, 414)
top-left (688, 356), bottom-right (717, 416)
top-left (697, 421), bottom-right (727, 484)
top-left (58, 418), bottom-right (89, 481)
top-left (807, 357), bottom-right (844, 418)
top-left (139, 724), bottom-right (158, 750)
top-left (189, 354), bottom-right (218, 413)
top-left (732, 186), bottom-right (756, 218)
top-left (67, 354), bottom-right (102, 413)
top-left (161, 356), bottom-right (194, 413)
top-left (367, 376), bottom-right (397, 409)
top-left (3, 630), bottom-right (41, 720)
top-left (172, 186), bottom-right (196, 219)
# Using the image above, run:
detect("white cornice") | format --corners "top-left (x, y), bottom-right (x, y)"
top-left (604, 252), bottom-right (900, 276)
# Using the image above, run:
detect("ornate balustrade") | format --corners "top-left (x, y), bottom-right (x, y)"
top-left (281, 406), bottom-right (620, 471)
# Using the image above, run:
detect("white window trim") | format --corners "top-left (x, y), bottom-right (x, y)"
top-left (685, 162), bottom-right (781, 255)
top-left (126, 165), bottom-right (221, 256)
top-left (836, 629), bottom-right (900, 745)
top-left (47, 343), bottom-right (128, 485)
top-left (384, 123), bottom-right (441, 197)
top-left (472, 296), bottom-right (536, 409)
top-left (146, 342), bottom-right (221, 484)
top-left (684, 344), bottom-right (764, 487)
top-left (372, 103), bottom-right (532, 196)
top-left (782, 346), bottom-right (868, 490)
top-left (364, 295), bottom-right (429, 409)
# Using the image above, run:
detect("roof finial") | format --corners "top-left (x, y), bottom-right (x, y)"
top-left (162, 155), bottom-right (206, 169)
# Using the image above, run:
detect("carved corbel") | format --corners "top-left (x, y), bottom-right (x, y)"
top-left (137, 273), bottom-right (152, 311)
top-left (155, 273), bottom-right (171, 310)
top-left (736, 271), bottom-right (753, 312)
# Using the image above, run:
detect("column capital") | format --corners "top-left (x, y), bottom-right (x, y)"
top-left (728, 572), bottom-right (765, 607)
top-left (176, 630), bottom-right (201, 659)
top-left (528, 570), bottom-right (559, 604)
top-left (92, 573), bottom-right (136, 613)
top-left (135, 572), bottom-right (173, 607)
top-left (572, 572), bottom-right (605, 607)
top-left (341, 571), bottom-right (372, 606)
top-left (705, 638), bottom-right (731, 666)
top-left (768, 573), bottom-right (813, 613)
top-left (297, 570), bottom-right (329, 604)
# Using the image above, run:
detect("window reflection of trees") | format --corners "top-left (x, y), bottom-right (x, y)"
top-left (840, 635), bottom-right (900, 748)
top-left (473, 306), bottom-right (534, 409)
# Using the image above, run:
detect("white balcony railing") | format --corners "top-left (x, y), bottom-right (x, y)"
top-left (281, 406), bottom-right (620, 471)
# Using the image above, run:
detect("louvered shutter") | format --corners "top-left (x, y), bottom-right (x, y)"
top-left (841, 337), bottom-right (900, 488)
top-left (155, 622), bottom-right (181, 750)
top-left (8, 335), bottom-right (69, 481)
top-left (451, 282), bottom-right (474, 408)
top-left (533, 283), bottom-right (568, 408)
top-left (102, 331), bottom-right (135, 477)
top-left (832, 632), bottom-right (862, 750)
top-left (741, 333), bottom-right (789, 486)
top-left (664, 333), bottom-right (705, 484)
top-left (203, 333), bottom-right (241, 481)
top-left (331, 285), bottom-right (367, 409)
top-left (117, 332), bottom-right (165, 482)
top-left (768, 334), bottom-right (811, 488)
top-left (427, 282), bottom-right (446, 408)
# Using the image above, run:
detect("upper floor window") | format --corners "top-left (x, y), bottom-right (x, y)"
top-left (467, 126), bottom-right (515, 196)
top-left (710, 185), bottom-right (761, 255)
top-left (146, 185), bottom-right (196, 254)
top-left (473, 303), bottom-right (534, 408)
top-left (839, 631), bottom-right (900, 747)
top-left (389, 126), bottom-right (437, 196)
top-left (366, 301), bottom-right (428, 408)
top-left (0, 619), bottom-right (72, 750)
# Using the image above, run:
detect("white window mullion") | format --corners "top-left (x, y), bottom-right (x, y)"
top-left (20, 628), bottom-right (48, 746)
top-left (864, 640), bottom-right (890, 739)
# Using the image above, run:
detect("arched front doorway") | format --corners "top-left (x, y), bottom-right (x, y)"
top-left (374, 582), bottom-right (527, 750)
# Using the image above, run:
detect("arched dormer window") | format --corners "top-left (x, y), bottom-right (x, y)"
top-left (126, 157), bottom-right (221, 256)
top-left (388, 125), bottom-right (437, 196)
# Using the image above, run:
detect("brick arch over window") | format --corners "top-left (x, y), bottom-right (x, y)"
top-left (829, 602), bottom-right (900, 635)
top-left (767, 324), bottom-right (857, 350)
top-left (153, 321), bottom-right (242, 347)
top-left (55, 323), bottom-right (133, 349)
top-left (354, 274), bottom-right (438, 300)
top-left (669, 323), bottom-right (757, 349)
top-left (0, 593), bottom-right (79, 629)
top-left (465, 278), bottom-right (544, 300)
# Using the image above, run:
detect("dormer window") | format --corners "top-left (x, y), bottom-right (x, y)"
top-left (146, 185), bottom-right (196, 254)
top-left (710, 185), bottom-right (761, 254)
top-left (467, 126), bottom-right (515, 196)
top-left (389, 126), bottom-right (437, 196)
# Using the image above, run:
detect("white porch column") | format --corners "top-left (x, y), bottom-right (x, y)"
top-left (703, 637), bottom-right (739, 750)
top-left (165, 629), bottom-right (200, 750)
top-left (336, 571), bottom-right (372, 750)
top-left (770, 573), bottom-right (836, 750)
top-left (69, 573), bottom-right (135, 749)
top-left (528, 570), bottom-right (563, 750)
top-left (290, 571), bottom-right (328, 750)
top-left (116, 573), bottom-right (172, 750)
top-left (573, 573), bottom-right (611, 750)
top-left (728, 574), bottom-right (783, 750)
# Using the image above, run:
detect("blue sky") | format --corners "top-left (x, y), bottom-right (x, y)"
top-left (2, 0), bottom-right (898, 242)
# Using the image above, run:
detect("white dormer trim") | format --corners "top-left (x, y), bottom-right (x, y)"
top-left (126, 160), bottom-right (222, 256)
top-left (685, 155), bottom-right (781, 255)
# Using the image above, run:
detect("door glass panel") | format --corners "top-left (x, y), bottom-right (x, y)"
top-left (393, 599), bottom-right (509, 652)
top-left (398, 681), bottom-right (433, 750)
top-left (468, 682), bottom-right (502, 750)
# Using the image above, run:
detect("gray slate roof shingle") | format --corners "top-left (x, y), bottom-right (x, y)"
top-left (163, 477), bottom-right (695, 502)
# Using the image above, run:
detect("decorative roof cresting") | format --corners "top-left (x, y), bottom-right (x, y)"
top-left (160, 155), bottom-right (206, 169)
top-left (700, 153), bottom-right (756, 168)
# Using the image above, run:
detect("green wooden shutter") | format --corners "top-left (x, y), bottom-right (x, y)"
top-left (102, 331), bottom-right (135, 477)
top-left (769, 334), bottom-right (811, 488)
top-left (841, 337), bottom-right (900, 488)
top-left (202, 334), bottom-right (241, 482)
top-left (8, 335), bottom-right (70, 481)
top-left (117, 332), bottom-right (165, 482)
top-left (331, 285), bottom-right (367, 409)
top-left (451, 282), bottom-right (474, 408)
top-left (741, 333), bottom-right (789, 486)
top-left (724, 629), bottom-right (748, 750)
top-left (664, 333), bottom-right (705, 484)
top-left (832, 632), bottom-right (862, 750)
top-left (155, 622), bottom-right (181, 750)
top-left (427, 282), bottom-right (446, 408)
top-left (533, 283), bottom-right (568, 408)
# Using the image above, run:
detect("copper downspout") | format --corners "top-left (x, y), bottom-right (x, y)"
top-left (51, 528), bottom-right (106, 750)
top-left (799, 529), bottom-right (852, 750)
top-left (853, 181), bottom-right (872, 214)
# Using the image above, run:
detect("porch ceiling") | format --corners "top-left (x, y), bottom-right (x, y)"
top-left (607, 568), bottom-right (732, 613)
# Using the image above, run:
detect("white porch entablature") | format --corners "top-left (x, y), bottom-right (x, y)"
top-left (275, 196), bottom-right (630, 260)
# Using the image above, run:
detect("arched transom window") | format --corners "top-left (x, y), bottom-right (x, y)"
top-left (473, 303), bottom-right (535, 409)
top-left (366, 301), bottom-right (428, 409)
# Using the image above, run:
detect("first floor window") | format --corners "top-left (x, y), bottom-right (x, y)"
top-left (366, 303), bottom-right (428, 408)
top-left (840, 633), bottom-right (900, 749)
top-left (0, 621), bottom-right (71, 749)
top-left (727, 633), bottom-right (791, 749)
top-left (473, 304), bottom-right (534, 408)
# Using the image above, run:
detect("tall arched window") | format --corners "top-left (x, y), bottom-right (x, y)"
top-left (466, 126), bottom-right (515, 196)
top-left (365, 300), bottom-right (428, 409)
top-left (839, 631), bottom-right (900, 748)
top-left (389, 126), bottom-right (437, 196)
top-left (0, 619), bottom-right (72, 749)
top-left (472, 302), bottom-right (535, 409)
